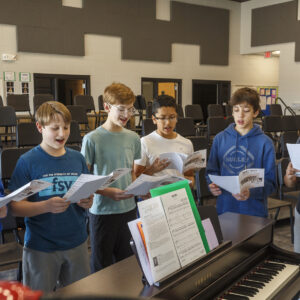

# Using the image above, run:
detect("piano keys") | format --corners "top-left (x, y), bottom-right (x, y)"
top-left (218, 259), bottom-right (299, 299)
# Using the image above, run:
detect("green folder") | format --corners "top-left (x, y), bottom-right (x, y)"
top-left (150, 180), bottom-right (210, 253)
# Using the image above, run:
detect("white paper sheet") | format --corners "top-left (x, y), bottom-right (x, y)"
top-left (64, 168), bottom-right (131, 203)
top-left (159, 149), bottom-right (207, 174)
top-left (287, 144), bottom-right (300, 175)
top-left (161, 188), bottom-right (206, 267)
top-left (208, 168), bottom-right (264, 194)
top-left (202, 218), bottom-right (219, 250)
top-left (125, 174), bottom-right (187, 196)
top-left (138, 196), bottom-right (181, 283)
top-left (0, 180), bottom-right (53, 208)
top-left (208, 174), bottom-right (240, 194)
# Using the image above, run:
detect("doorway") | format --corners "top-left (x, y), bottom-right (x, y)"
top-left (34, 73), bottom-right (90, 105)
top-left (192, 80), bottom-right (231, 120)
top-left (141, 78), bottom-right (182, 105)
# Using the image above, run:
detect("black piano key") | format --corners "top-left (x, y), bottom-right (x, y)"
top-left (237, 285), bottom-right (259, 294)
top-left (240, 279), bottom-right (265, 288)
top-left (246, 274), bottom-right (271, 283)
top-left (221, 294), bottom-right (250, 300)
top-left (253, 271), bottom-right (274, 280)
top-left (230, 286), bottom-right (257, 296)
top-left (261, 262), bottom-right (285, 271)
top-left (256, 268), bottom-right (278, 276)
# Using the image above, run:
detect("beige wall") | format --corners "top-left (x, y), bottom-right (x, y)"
top-left (0, 0), bottom-right (279, 111)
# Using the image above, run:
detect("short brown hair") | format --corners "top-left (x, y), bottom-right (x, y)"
top-left (35, 101), bottom-right (71, 126)
top-left (230, 87), bottom-right (260, 112)
top-left (103, 82), bottom-right (135, 105)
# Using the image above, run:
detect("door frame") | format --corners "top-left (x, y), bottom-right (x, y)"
top-left (141, 77), bottom-right (182, 106)
top-left (34, 73), bottom-right (91, 100)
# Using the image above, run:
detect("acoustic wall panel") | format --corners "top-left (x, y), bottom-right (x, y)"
top-left (251, 0), bottom-right (300, 61)
top-left (0, 0), bottom-right (229, 65)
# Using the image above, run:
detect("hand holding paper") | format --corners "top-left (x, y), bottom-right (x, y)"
top-left (63, 168), bottom-right (131, 203)
top-left (208, 168), bottom-right (264, 195)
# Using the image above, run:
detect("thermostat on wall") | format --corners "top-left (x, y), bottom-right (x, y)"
top-left (1, 53), bottom-right (17, 61)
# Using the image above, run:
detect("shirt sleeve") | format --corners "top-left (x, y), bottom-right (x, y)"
top-left (81, 134), bottom-right (95, 168)
top-left (8, 157), bottom-right (31, 192)
top-left (134, 137), bottom-right (147, 166)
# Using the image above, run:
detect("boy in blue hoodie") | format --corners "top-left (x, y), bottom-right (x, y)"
top-left (206, 87), bottom-right (276, 217)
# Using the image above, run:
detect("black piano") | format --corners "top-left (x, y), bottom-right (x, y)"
top-left (51, 212), bottom-right (300, 300)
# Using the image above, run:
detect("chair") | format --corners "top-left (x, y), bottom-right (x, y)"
top-left (0, 208), bottom-right (23, 281)
top-left (280, 131), bottom-right (298, 157)
top-left (67, 105), bottom-right (90, 135)
top-left (142, 119), bottom-right (155, 136)
top-left (207, 104), bottom-right (224, 117)
top-left (184, 104), bottom-right (206, 135)
top-left (206, 116), bottom-right (227, 144)
top-left (146, 103), bottom-right (152, 119)
top-left (176, 118), bottom-right (196, 137)
top-left (16, 123), bottom-right (42, 147)
top-left (176, 104), bottom-right (184, 118)
top-left (224, 104), bottom-right (232, 117)
top-left (270, 104), bottom-right (283, 116)
top-left (226, 116), bottom-right (234, 126)
top-left (262, 116), bottom-right (283, 133)
top-left (74, 95), bottom-right (98, 128)
top-left (185, 104), bottom-right (204, 124)
top-left (282, 115), bottom-right (298, 132)
top-left (33, 94), bottom-right (53, 114)
top-left (7, 94), bottom-right (33, 120)
top-left (98, 95), bottom-right (106, 125)
top-left (0, 147), bottom-right (32, 188)
top-left (262, 116), bottom-right (283, 156)
top-left (66, 121), bottom-right (82, 146)
top-left (0, 106), bottom-right (17, 145)
top-left (135, 95), bottom-right (147, 128)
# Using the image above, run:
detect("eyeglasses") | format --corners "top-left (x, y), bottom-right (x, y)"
top-left (109, 104), bottom-right (136, 115)
top-left (154, 115), bottom-right (177, 122)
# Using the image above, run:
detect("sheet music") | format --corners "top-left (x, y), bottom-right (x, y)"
top-left (138, 196), bottom-right (180, 283)
top-left (0, 180), bottom-right (53, 208)
top-left (287, 143), bottom-right (300, 176)
top-left (209, 168), bottom-right (264, 194)
top-left (161, 188), bottom-right (207, 267)
top-left (64, 168), bottom-right (131, 203)
top-left (125, 174), bottom-right (186, 196)
top-left (159, 149), bottom-right (207, 174)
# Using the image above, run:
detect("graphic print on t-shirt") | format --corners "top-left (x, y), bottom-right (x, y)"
top-left (222, 145), bottom-right (254, 175)
top-left (38, 173), bottom-right (79, 197)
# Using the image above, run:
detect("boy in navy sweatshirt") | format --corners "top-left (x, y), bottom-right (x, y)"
top-left (206, 87), bottom-right (276, 217)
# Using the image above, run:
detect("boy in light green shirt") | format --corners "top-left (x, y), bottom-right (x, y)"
top-left (81, 82), bottom-right (141, 272)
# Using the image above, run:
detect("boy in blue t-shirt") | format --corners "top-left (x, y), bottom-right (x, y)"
top-left (81, 82), bottom-right (141, 272)
top-left (206, 88), bottom-right (276, 217)
top-left (9, 101), bottom-right (93, 292)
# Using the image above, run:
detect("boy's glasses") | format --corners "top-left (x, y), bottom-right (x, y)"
top-left (154, 115), bottom-right (177, 122)
top-left (109, 104), bottom-right (136, 115)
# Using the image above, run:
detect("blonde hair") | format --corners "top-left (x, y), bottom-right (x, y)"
top-left (35, 101), bottom-right (71, 126)
top-left (103, 82), bottom-right (135, 105)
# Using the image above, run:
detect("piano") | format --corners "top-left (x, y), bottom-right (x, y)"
top-left (52, 213), bottom-right (300, 300)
